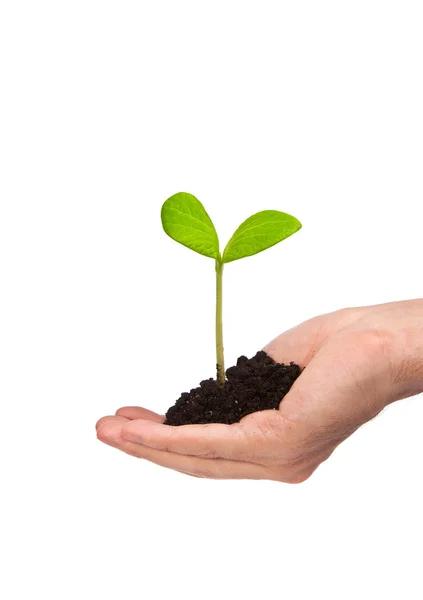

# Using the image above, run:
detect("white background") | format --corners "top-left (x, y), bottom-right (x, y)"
top-left (1, 1), bottom-right (423, 598)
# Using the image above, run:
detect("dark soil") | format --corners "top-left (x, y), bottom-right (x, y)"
top-left (164, 351), bottom-right (302, 426)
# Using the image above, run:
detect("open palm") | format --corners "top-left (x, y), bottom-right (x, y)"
top-left (96, 301), bottom-right (422, 482)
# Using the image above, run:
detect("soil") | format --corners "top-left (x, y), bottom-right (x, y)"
top-left (164, 351), bottom-right (302, 426)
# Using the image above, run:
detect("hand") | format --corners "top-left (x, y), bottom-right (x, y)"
top-left (96, 300), bottom-right (423, 482)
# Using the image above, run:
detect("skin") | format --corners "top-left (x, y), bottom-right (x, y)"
top-left (96, 300), bottom-right (423, 483)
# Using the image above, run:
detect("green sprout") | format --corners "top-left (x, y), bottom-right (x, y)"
top-left (161, 192), bottom-right (302, 386)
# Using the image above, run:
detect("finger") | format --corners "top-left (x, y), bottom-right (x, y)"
top-left (97, 421), bottom-right (273, 480)
top-left (120, 418), bottom-right (253, 460)
top-left (96, 415), bottom-right (129, 431)
top-left (263, 309), bottom-right (355, 366)
top-left (115, 406), bottom-right (165, 423)
top-left (263, 318), bottom-right (327, 366)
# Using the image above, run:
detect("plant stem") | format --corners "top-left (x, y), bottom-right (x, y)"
top-left (215, 259), bottom-right (225, 385)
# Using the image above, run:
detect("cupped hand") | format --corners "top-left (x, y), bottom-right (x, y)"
top-left (96, 300), bottom-right (423, 482)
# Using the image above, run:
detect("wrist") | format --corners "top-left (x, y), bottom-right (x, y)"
top-left (389, 300), bottom-right (423, 401)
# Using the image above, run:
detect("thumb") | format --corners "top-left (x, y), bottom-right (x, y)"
top-left (275, 337), bottom-right (387, 459)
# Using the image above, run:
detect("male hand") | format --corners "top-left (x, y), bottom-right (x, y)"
top-left (96, 300), bottom-right (423, 482)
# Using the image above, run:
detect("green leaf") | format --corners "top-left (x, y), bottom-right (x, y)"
top-left (222, 210), bottom-right (302, 263)
top-left (161, 192), bottom-right (220, 260)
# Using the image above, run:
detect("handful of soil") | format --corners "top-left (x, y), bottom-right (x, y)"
top-left (165, 351), bottom-right (302, 426)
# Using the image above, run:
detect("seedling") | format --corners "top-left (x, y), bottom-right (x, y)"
top-left (161, 192), bottom-right (302, 386)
